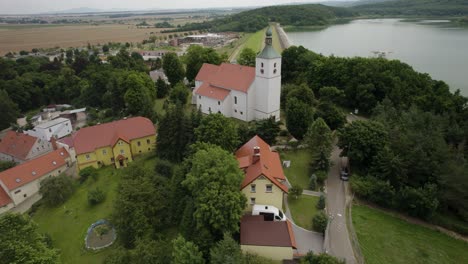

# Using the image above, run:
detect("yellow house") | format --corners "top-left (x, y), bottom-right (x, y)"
top-left (73, 117), bottom-right (156, 170)
top-left (235, 136), bottom-right (288, 211)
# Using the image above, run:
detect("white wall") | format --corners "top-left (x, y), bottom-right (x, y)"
top-left (254, 57), bottom-right (282, 121)
top-left (26, 139), bottom-right (53, 161)
top-left (26, 119), bottom-right (72, 141)
top-left (197, 95), bottom-right (228, 116)
top-left (230, 90), bottom-right (248, 121)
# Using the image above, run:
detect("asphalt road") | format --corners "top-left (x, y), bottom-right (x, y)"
top-left (325, 146), bottom-right (356, 264)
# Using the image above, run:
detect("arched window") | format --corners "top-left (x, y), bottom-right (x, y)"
top-left (273, 69), bottom-right (277, 74)
top-left (274, 63), bottom-right (277, 68)
top-left (260, 69), bottom-right (264, 74)
top-left (261, 62), bottom-right (264, 68)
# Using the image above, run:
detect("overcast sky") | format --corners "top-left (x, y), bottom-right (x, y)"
top-left (0, 0), bottom-right (347, 14)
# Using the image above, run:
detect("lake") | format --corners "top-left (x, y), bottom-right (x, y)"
top-left (286, 19), bottom-right (468, 96)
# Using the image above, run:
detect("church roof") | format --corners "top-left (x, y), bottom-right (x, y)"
top-left (257, 45), bottom-right (281, 59)
top-left (196, 82), bottom-right (230, 101)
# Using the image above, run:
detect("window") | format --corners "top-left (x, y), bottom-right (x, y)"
top-left (217, 111), bottom-right (221, 114)
top-left (14, 190), bottom-right (21, 194)
top-left (120, 149), bottom-right (125, 154)
top-left (273, 69), bottom-right (277, 74)
top-left (266, 184), bottom-right (273, 192)
top-left (102, 149), bottom-right (107, 155)
top-left (111, 158), bottom-right (114, 162)
top-left (66, 123), bottom-right (68, 126)
top-left (261, 62), bottom-right (264, 68)
top-left (118, 141), bottom-right (123, 145)
top-left (250, 197), bottom-right (256, 205)
top-left (234, 96), bottom-right (237, 104)
top-left (218, 101), bottom-right (220, 105)
top-left (49, 128), bottom-right (52, 132)
top-left (208, 107), bottom-right (211, 113)
top-left (274, 62), bottom-right (277, 68)
top-left (250, 184), bottom-right (256, 193)
top-left (234, 109), bottom-right (237, 113)
top-left (199, 95), bottom-right (201, 99)
top-left (24, 194), bottom-right (27, 198)
top-left (260, 69), bottom-right (264, 74)
top-left (137, 141), bottom-right (141, 146)
top-left (85, 154), bottom-right (90, 160)
top-left (240, 111), bottom-right (243, 115)
top-left (147, 139), bottom-right (151, 144)
top-left (58, 170), bottom-right (61, 173)
top-left (148, 148), bottom-right (151, 151)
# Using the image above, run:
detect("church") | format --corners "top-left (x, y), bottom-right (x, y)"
top-left (192, 28), bottom-right (281, 121)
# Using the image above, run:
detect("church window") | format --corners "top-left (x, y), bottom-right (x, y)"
top-left (274, 63), bottom-right (277, 68)
top-left (240, 111), bottom-right (243, 115)
top-left (274, 69), bottom-right (277, 74)
top-left (198, 95), bottom-right (201, 99)
top-left (235, 109), bottom-right (237, 113)
top-left (218, 101), bottom-right (220, 105)
top-left (208, 107), bottom-right (211, 113)
top-left (218, 111), bottom-right (221, 114)
top-left (261, 62), bottom-right (264, 67)
top-left (234, 96), bottom-right (237, 104)
top-left (260, 69), bottom-right (264, 74)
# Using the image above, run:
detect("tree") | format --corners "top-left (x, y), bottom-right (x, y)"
top-left (195, 113), bottom-right (240, 152)
top-left (39, 174), bottom-right (75, 206)
top-left (183, 146), bottom-right (246, 238)
top-left (305, 118), bottom-right (334, 170)
top-left (172, 235), bottom-right (205, 264)
top-left (250, 117), bottom-right (281, 145)
top-left (309, 174), bottom-right (317, 190)
top-left (169, 83), bottom-right (189, 105)
top-left (316, 102), bottom-right (346, 130)
top-left (123, 73), bottom-right (155, 119)
top-left (88, 188), bottom-right (106, 205)
top-left (337, 120), bottom-right (389, 168)
top-left (209, 233), bottom-right (242, 264)
top-left (317, 194), bottom-right (326, 210)
top-left (155, 77), bottom-right (170, 98)
top-left (102, 44), bottom-right (110, 53)
top-left (301, 252), bottom-right (345, 264)
top-left (318, 86), bottom-right (345, 105)
top-left (0, 160), bottom-right (15, 172)
top-left (312, 211), bottom-right (328, 234)
top-left (238, 48), bottom-right (256, 67)
top-left (287, 83), bottom-right (316, 106)
top-left (0, 214), bottom-right (60, 264)
top-left (289, 184), bottom-right (303, 200)
top-left (79, 166), bottom-right (97, 183)
top-left (185, 45), bottom-right (222, 81)
top-left (286, 97), bottom-right (314, 140)
top-left (0, 90), bottom-right (20, 130)
top-left (163, 52), bottom-right (185, 86)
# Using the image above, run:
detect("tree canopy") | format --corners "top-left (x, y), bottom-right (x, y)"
top-left (194, 113), bottom-right (240, 152)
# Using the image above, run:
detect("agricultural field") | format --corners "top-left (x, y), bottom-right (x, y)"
top-left (352, 204), bottom-right (468, 264)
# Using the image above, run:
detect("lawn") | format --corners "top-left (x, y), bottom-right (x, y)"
top-left (288, 195), bottom-right (320, 230)
top-left (352, 204), bottom-right (468, 264)
top-left (32, 155), bottom-right (157, 264)
top-left (280, 149), bottom-right (313, 190)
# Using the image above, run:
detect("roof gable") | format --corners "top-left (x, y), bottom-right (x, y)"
top-left (0, 131), bottom-right (38, 160)
top-left (195, 83), bottom-right (230, 101)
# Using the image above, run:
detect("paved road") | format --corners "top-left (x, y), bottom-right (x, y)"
top-left (325, 146), bottom-right (356, 264)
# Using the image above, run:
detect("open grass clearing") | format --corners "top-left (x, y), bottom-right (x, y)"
top-left (280, 149), bottom-right (313, 190)
top-left (352, 204), bottom-right (468, 264)
top-left (32, 154), bottom-right (156, 263)
top-left (288, 195), bottom-right (320, 230)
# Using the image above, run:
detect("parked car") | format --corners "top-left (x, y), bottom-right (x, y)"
top-left (340, 167), bottom-right (349, 181)
top-left (252, 204), bottom-right (287, 221)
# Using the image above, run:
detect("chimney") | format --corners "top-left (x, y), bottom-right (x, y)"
top-left (253, 146), bottom-right (260, 163)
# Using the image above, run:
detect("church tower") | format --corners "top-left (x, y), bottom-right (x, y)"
top-left (254, 27), bottom-right (281, 121)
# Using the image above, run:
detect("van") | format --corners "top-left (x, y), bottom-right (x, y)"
top-left (252, 204), bottom-right (287, 221)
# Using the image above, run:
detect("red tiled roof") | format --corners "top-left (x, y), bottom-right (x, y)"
top-left (0, 186), bottom-right (12, 207)
top-left (194, 63), bottom-right (256, 100)
top-left (73, 117), bottom-right (156, 155)
top-left (57, 135), bottom-right (74, 148)
top-left (196, 82), bottom-right (230, 101)
top-left (235, 135), bottom-right (288, 193)
top-left (0, 148), bottom-right (69, 191)
top-left (240, 215), bottom-right (297, 248)
top-left (0, 131), bottom-right (38, 161)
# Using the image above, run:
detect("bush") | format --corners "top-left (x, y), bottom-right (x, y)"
top-left (279, 130), bottom-right (289, 137)
top-left (312, 211), bottom-right (328, 234)
top-left (317, 194), bottom-right (326, 210)
top-left (88, 188), bottom-right (106, 205)
top-left (289, 184), bottom-right (303, 200)
top-left (39, 174), bottom-right (75, 206)
top-left (79, 167), bottom-right (97, 183)
top-left (155, 159), bottom-right (174, 178)
top-left (309, 174), bottom-right (317, 190)
top-left (315, 170), bottom-right (327, 184)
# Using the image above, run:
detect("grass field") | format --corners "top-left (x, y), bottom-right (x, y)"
top-left (280, 149), bottom-right (313, 190)
top-left (288, 195), bottom-right (320, 230)
top-left (352, 204), bottom-right (468, 264)
top-left (32, 154), bottom-right (156, 264)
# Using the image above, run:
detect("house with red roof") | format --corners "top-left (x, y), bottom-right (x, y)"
top-left (236, 135), bottom-right (288, 211)
top-left (64, 117), bottom-right (156, 170)
top-left (0, 131), bottom-right (53, 164)
top-left (193, 28), bottom-right (281, 122)
top-left (240, 215), bottom-right (297, 260)
top-left (0, 148), bottom-right (71, 214)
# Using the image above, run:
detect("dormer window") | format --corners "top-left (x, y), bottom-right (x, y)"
top-left (32, 171), bottom-right (36, 176)
top-left (52, 161), bottom-right (57, 165)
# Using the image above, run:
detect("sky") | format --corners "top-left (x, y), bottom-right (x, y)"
top-left (0, 0), bottom-right (346, 14)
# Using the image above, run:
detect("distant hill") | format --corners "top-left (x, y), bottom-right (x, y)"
top-left (353, 0), bottom-right (468, 16)
top-left (171, 4), bottom-right (356, 33)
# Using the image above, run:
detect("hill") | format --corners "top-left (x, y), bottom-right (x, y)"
top-left (353, 0), bottom-right (468, 16)
top-left (169, 4), bottom-right (356, 33)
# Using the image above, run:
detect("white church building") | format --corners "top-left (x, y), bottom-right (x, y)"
top-left (192, 28), bottom-right (281, 121)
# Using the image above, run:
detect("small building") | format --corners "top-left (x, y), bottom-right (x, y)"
top-left (138, 50), bottom-right (168, 61)
top-left (71, 117), bottom-right (156, 170)
top-left (0, 148), bottom-right (71, 214)
top-left (149, 70), bottom-right (169, 83)
top-left (193, 28), bottom-right (281, 121)
top-left (240, 215), bottom-right (297, 261)
top-left (0, 131), bottom-right (53, 164)
top-left (25, 118), bottom-right (72, 141)
top-left (236, 135), bottom-right (288, 211)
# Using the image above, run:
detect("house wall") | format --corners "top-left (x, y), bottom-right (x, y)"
top-left (230, 90), bottom-right (248, 121)
top-left (112, 140), bottom-right (133, 168)
top-left (56, 142), bottom-right (76, 163)
top-left (130, 135), bottom-right (156, 155)
top-left (26, 138), bottom-right (53, 161)
top-left (95, 146), bottom-right (114, 166)
top-left (246, 83), bottom-right (256, 121)
top-left (242, 176), bottom-right (284, 212)
top-left (254, 57), bottom-right (282, 121)
top-left (77, 152), bottom-right (99, 170)
top-left (0, 153), bottom-right (23, 163)
top-left (0, 202), bottom-right (14, 215)
top-left (241, 245), bottom-right (293, 261)
top-left (197, 95), bottom-right (229, 117)
top-left (27, 119), bottom-right (72, 141)
top-left (8, 165), bottom-right (68, 206)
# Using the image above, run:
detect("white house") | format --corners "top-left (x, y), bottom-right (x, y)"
top-left (0, 131), bottom-right (53, 163)
top-left (25, 118), bottom-right (72, 141)
top-left (192, 28), bottom-right (281, 122)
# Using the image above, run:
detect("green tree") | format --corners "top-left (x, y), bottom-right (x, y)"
top-left (286, 97), bottom-right (314, 140)
top-left (195, 113), bottom-right (240, 152)
top-left (301, 252), bottom-right (345, 264)
top-left (155, 77), bottom-right (170, 98)
top-left (88, 188), bottom-right (106, 205)
top-left (318, 86), bottom-right (345, 105)
top-left (183, 146), bottom-right (246, 238)
top-left (169, 82), bottom-right (189, 105)
top-left (79, 166), bottom-right (97, 183)
top-left (209, 233), bottom-right (242, 264)
top-left (163, 52), bottom-right (185, 86)
top-left (172, 235), bottom-right (205, 264)
top-left (185, 45), bottom-right (222, 81)
top-left (238, 48), bottom-right (256, 67)
top-left (316, 102), bottom-right (346, 130)
top-left (123, 73), bottom-right (155, 118)
top-left (102, 44), bottom-right (110, 53)
top-left (250, 117), bottom-right (281, 145)
top-left (0, 214), bottom-right (60, 264)
top-left (39, 174), bottom-right (75, 206)
top-left (305, 118), bottom-right (333, 170)
top-left (0, 160), bottom-right (15, 172)
top-left (317, 194), bottom-right (326, 210)
top-left (0, 90), bottom-right (20, 130)
top-left (287, 83), bottom-right (316, 106)
top-left (312, 211), bottom-right (328, 234)
top-left (289, 184), bottom-right (303, 200)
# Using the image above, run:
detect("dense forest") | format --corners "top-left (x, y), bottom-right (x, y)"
top-left (353, 0), bottom-right (468, 16)
top-left (167, 4), bottom-right (355, 33)
top-left (281, 46), bottom-right (468, 234)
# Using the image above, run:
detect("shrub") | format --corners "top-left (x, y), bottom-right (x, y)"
top-left (315, 170), bottom-right (327, 184)
top-left (94, 225), bottom-right (110, 237)
top-left (88, 188), bottom-right (106, 205)
top-left (309, 174), bottom-right (317, 190)
top-left (79, 167), bottom-right (97, 183)
top-left (279, 130), bottom-right (289, 137)
top-left (317, 194), bottom-right (326, 210)
top-left (289, 184), bottom-right (303, 200)
top-left (39, 174), bottom-right (75, 206)
top-left (312, 211), bottom-right (328, 234)
top-left (155, 159), bottom-right (174, 178)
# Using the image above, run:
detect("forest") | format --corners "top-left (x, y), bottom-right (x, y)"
top-left (353, 0), bottom-right (468, 16)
